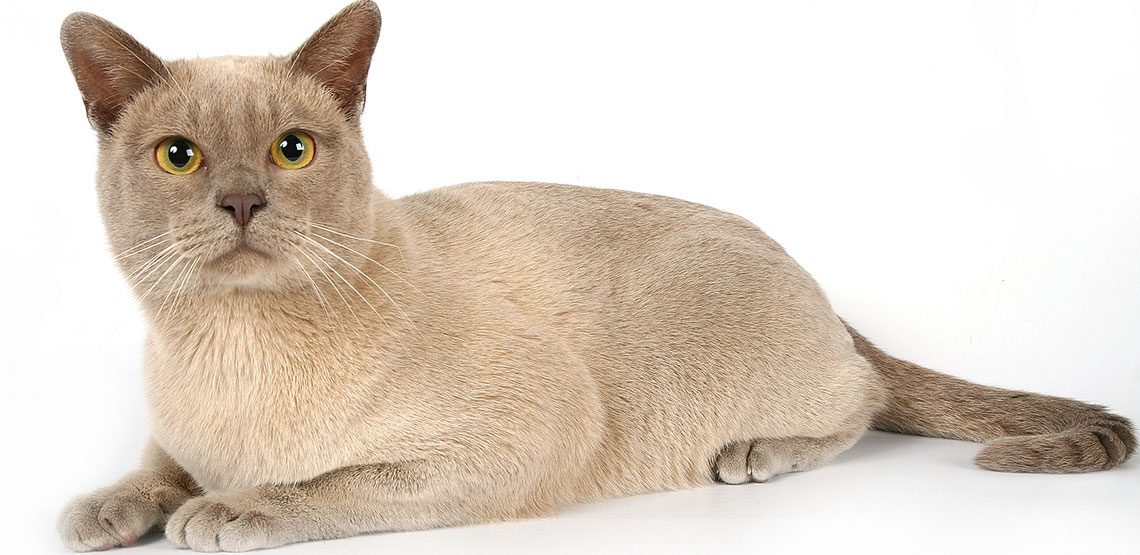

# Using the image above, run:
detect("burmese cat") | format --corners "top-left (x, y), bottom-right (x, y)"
top-left (58, 1), bottom-right (1134, 552)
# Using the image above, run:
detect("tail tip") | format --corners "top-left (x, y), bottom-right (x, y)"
top-left (974, 423), bottom-right (1136, 473)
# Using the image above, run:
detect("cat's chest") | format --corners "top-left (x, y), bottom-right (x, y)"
top-left (143, 321), bottom-right (381, 491)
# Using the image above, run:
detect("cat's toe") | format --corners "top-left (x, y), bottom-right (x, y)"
top-left (167, 495), bottom-right (288, 552)
top-left (167, 498), bottom-right (231, 551)
top-left (96, 494), bottom-right (158, 545)
top-left (59, 496), bottom-right (116, 552)
top-left (216, 510), bottom-right (275, 552)
top-left (746, 447), bottom-right (777, 483)
top-left (60, 489), bottom-right (169, 552)
top-left (713, 441), bottom-right (751, 484)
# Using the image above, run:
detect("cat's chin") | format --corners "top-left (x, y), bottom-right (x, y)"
top-left (204, 245), bottom-right (276, 285)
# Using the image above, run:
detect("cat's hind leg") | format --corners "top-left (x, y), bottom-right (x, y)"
top-left (713, 428), bottom-right (867, 484)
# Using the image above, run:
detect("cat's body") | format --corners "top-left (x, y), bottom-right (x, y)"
top-left (58, 2), bottom-right (1134, 552)
top-left (149, 179), bottom-right (879, 500)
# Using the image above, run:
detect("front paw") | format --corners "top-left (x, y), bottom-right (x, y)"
top-left (165, 490), bottom-right (303, 552)
top-left (59, 483), bottom-right (190, 551)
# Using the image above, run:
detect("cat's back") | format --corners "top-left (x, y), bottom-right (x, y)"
top-left (398, 181), bottom-right (790, 265)
top-left (398, 180), bottom-right (846, 369)
top-left (396, 181), bottom-right (821, 317)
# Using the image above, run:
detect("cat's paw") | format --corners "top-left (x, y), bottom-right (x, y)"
top-left (714, 436), bottom-right (851, 484)
top-left (713, 441), bottom-right (782, 484)
top-left (165, 490), bottom-right (300, 552)
top-left (59, 484), bottom-right (189, 551)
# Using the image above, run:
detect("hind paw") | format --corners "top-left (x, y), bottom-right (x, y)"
top-left (713, 431), bottom-right (864, 484)
top-left (713, 439), bottom-right (813, 484)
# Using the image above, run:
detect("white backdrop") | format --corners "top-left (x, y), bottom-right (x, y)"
top-left (1, 1), bottom-right (1137, 553)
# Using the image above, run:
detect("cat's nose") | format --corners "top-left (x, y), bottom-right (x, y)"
top-left (218, 193), bottom-right (265, 227)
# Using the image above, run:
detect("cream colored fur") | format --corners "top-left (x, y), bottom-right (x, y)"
top-left (57, 1), bottom-right (1134, 552)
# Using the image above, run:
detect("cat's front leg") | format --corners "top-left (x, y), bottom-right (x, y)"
top-left (165, 460), bottom-right (500, 552)
top-left (59, 442), bottom-right (200, 551)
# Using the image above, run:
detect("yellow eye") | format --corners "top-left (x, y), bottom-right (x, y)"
top-left (156, 137), bottom-right (202, 175)
top-left (271, 131), bottom-right (315, 169)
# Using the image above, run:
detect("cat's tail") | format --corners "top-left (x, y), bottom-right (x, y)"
top-left (844, 322), bottom-right (1135, 473)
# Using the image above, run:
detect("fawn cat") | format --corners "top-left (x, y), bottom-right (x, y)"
top-left (58, 1), bottom-right (1135, 551)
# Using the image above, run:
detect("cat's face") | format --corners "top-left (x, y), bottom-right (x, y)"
top-left (62, 2), bottom-right (382, 294)
top-left (97, 56), bottom-right (375, 288)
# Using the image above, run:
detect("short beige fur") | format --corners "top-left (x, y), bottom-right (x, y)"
top-left (58, 2), bottom-right (1135, 552)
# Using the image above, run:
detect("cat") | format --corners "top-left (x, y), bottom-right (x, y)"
top-left (58, 1), bottom-right (1134, 552)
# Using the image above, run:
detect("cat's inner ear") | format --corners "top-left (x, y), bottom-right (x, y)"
top-left (288, 0), bottom-right (382, 122)
top-left (60, 12), bottom-right (171, 135)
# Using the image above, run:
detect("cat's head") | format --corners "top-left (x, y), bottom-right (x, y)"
top-left (61, 1), bottom-right (385, 297)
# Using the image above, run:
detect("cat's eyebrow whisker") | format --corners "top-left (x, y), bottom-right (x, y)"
top-left (309, 231), bottom-right (427, 298)
top-left (294, 232), bottom-right (408, 352)
top-left (295, 232), bottom-right (420, 342)
top-left (113, 230), bottom-right (172, 260)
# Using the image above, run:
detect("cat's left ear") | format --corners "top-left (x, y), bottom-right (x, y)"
top-left (289, 0), bottom-right (382, 124)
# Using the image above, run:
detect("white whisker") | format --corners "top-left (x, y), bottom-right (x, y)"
top-left (124, 244), bottom-right (177, 282)
top-left (301, 220), bottom-right (408, 269)
top-left (294, 232), bottom-right (407, 352)
top-left (115, 238), bottom-right (169, 261)
top-left (168, 258), bottom-right (198, 318)
top-left (295, 232), bottom-right (420, 340)
top-left (156, 257), bottom-right (193, 320)
top-left (141, 254), bottom-right (185, 301)
top-left (309, 231), bottom-right (426, 298)
top-left (294, 243), bottom-right (362, 329)
top-left (128, 248), bottom-right (179, 289)
top-left (114, 230), bottom-right (172, 260)
top-left (303, 231), bottom-right (424, 337)
top-left (286, 247), bottom-right (333, 324)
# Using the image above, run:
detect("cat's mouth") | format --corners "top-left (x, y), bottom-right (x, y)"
top-left (217, 243), bottom-right (269, 261)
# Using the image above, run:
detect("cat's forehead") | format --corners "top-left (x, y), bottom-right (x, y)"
top-left (176, 56), bottom-right (296, 93)
top-left (119, 55), bottom-right (344, 148)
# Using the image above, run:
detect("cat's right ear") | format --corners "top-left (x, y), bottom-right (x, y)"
top-left (61, 13), bottom-right (171, 135)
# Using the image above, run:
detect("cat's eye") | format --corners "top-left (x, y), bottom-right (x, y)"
top-left (270, 131), bottom-right (315, 170)
top-left (155, 137), bottom-right (202, 175)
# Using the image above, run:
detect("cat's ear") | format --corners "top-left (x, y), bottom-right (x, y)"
top-left (288, 0), bottom-right (382, 123)
top-left (60, 12), bottom-right (171, 135)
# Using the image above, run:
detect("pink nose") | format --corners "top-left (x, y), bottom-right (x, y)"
top-left (218, 193), bottom-right (265, 227)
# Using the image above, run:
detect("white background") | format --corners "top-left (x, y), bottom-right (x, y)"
top-left (1, 0), bottom-right (1137, 553)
